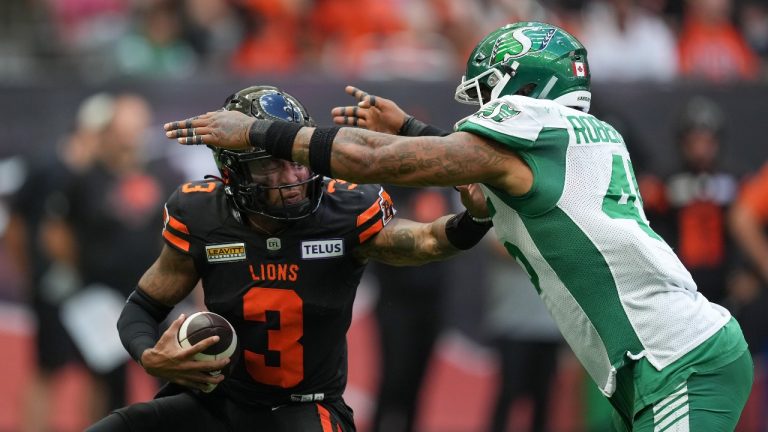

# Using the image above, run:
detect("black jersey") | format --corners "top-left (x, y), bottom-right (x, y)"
top-left (161, 178), bottom-right (395, 407)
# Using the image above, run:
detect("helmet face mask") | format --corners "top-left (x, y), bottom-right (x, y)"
top-left (213, 86), bottom-right (323, 221)
top-left (456, 68), bottom-right (505, 106)
top-left (455, 22), bottom-right (592, 112)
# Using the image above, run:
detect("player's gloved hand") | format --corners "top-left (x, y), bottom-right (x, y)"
top-left (455, 184), bottom-right (491, 223)
top-left (139, 314), bottom-right (230, 392)
top-left (331, 86), bottom-right (410, 134)
top-left (164, 110), bottom-right (256, 150)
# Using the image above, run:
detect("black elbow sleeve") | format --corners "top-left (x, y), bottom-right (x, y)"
top-left (117, 287), bottom-right (173, 364)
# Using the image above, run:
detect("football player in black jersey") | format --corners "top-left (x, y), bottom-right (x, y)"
top-left (87, 86), bottom-right (492, 432)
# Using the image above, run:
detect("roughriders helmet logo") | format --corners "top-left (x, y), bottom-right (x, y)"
top-left (493, 26), bottom-right (557, 63)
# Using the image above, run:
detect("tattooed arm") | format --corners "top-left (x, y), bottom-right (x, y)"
top-left (164, 110), bottom-right (532, 194)
top-left (353, 182), bottom-right (490, 265)
top-left (293, 127), bottom-right (532, 195)
top-left (353, 215), bottom-right (461, 266)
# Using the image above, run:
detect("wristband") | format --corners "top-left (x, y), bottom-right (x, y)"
top-left (249, 120), bottom-right (302, 161)
top-left (308, 126), bottom-right (341, 177)
top-left (469, 214), bottom-right (493, 224)
top-left (398, 115), bottom-right (449, 137)
top-left (445, 210), bottom-right (492, 250)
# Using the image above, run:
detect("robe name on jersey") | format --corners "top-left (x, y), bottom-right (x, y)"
top-left (567, 114), bottom-right (624, 145)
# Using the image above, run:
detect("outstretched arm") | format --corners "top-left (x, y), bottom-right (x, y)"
top-left (164, 109), bottom-right (530, 193)
top-left (355, 184), bottom-right (491, 265)
top-left (355, 216), bottom-right (457, 265)
top-left (293, 127), bottom-right (525, 190)
top-left (331, 85), bottom-right (448, 137)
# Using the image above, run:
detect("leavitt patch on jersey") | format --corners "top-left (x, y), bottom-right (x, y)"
top-left (206, 243), bottom-right (247, 263)
top-left (301, 239), bottom-right (344, 259)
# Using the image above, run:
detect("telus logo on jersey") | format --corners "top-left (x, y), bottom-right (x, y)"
top-left (206, 243), bottom-right (247, 263)
top-left (301, 239), bottom-right (344, 259)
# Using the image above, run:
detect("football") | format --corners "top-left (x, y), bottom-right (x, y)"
top-left (177, 311), bottom-right (238, 392)
top-left (177, 311), bottom-right (237, 365)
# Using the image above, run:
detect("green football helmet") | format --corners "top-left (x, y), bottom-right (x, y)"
top-left (455, 22), bottom-right (592, 112)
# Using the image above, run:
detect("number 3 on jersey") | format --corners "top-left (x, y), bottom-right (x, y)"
top-left (602, 154), bottom-right (660, 240)
top-left (243, 287), bottom-right (304, 387)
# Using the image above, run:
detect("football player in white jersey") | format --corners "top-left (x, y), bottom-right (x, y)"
top-left (164, 22), bottom-right (753, 431)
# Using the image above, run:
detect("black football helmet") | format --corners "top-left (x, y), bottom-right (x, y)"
top-left (211, 85), bottom-right (323, 221)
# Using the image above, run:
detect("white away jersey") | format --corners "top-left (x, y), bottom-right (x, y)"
top-left (456, 95), bottom-right (731, 396)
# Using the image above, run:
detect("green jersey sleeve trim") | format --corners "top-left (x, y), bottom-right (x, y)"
top-left (483, 128), bottom-right (570, 216)
top-left (458, 120), bottom-right (536, 149)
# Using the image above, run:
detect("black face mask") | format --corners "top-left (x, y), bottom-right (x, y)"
top-left (216, 148), bottom-right (323, 221)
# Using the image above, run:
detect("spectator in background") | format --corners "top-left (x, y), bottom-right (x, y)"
top-left (337, 2), bottom-right (456, 80)
top-left (580, 0), bottom-right (677, 82)
top-left (182, 0), bottom-right (244, 73)
top-left (729, 162), bottom-right (768, 326)
top-left (482, 237), bottom-right (561, 432)
top-left (728, 162), bottom-right (768, 430)
top-left (113, 0), bottom-right (197, 78)
top-left (369, 186), bottom-right (454, 432)
top-left (738, 1), bottom-right (768, 65)
top-left (5, 93), bottom-right (115, 431)
top-left (63, 93), bottom-right (185, 413)
top-left (678, 0), bottom-right (759, 82)
top-left (44, 0), bottom-right (130, 69)
top-left (230, 0), bottom-right (307, 74)
top-left (643, 97), bottom-right (738, 305)
top-left (308, 0), bottom-right (404, 76)
top-left (428, 0), bottom-right (555, 68)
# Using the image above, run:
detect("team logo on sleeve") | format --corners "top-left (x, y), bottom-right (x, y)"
top-left (476, 100), bottom-right (520, 123)
top-left (378, 189), bottom-right (395, 225)
top-left (205, 243), bottom-right (247, 263)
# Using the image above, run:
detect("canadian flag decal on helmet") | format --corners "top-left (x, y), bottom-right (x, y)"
top-left (572, 61), bottom-right (587, 77)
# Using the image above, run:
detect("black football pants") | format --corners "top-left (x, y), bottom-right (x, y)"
top-left (84, 389), bottom-right (354, 432)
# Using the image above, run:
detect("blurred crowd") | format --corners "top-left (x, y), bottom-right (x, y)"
top-left (1, 0), bottom-right (767, 83)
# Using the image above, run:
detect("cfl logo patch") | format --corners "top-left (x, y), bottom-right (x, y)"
top-left (266, 237), bottom-right (281, 251)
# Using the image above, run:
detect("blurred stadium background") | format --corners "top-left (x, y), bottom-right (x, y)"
top-left (0, 0), bottom-right (767, 431)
